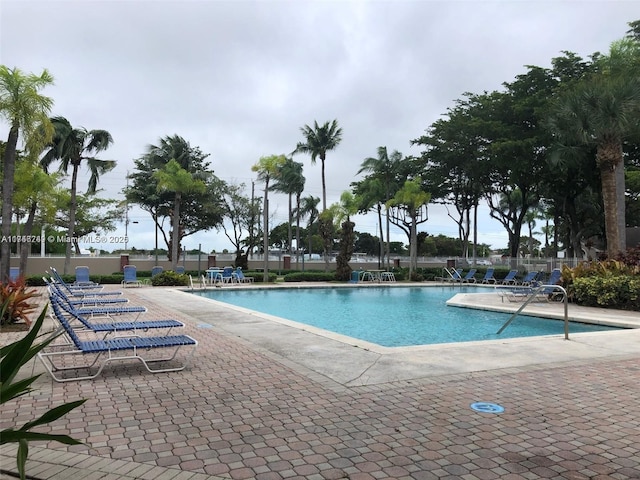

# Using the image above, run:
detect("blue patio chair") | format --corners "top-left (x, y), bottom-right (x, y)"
top-left (519, 271), bottom-right (538, 286)
top-left (122, 265), bottom-right (142, 288)
top-left (9, 267), bottom-right (20, 282)
top-left (221, 266), bottom-right (236, 283)
top-left (75, 266), bottom-right (99, 287)
top-left (460, 269), bottom-right (477, 283)
top-left (235, 267), bottom-right (254, 283)
top-left (480, 268), bottom-right (496, 284)
top-left (49, 294), bottom-right (184, 337)
top-left (175, 266), bottom-right (185, 274)
top-left (44, 276), bottom-right (122, 298)
top-left (38, 300), bottom-right (197, 382)
top-left (51, 267), bottom-right (103, 292)
top-left (151, 266), bottom-right (164, 277)
top-left (445, 268), bottom-right (463, 282)
top-left (501, 270), bottom-right (518, 285)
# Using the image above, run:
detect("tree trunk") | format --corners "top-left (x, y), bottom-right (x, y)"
top-left (287, 193), bottom-right (293, 255)
top-left (320, 156), bottom-right (327, 212)
top-left (171, 193), bottom-right (181, 270)
top-left (18, 201), bottom-right (38, 276)
top-left (409, 213), bottom-right (417, 280)
top-left (64, 162), bottom-right (80, 275)
top-left (597, 140), bottom-right (623, 257)
top-left (263, 181), bottom-right (269, 282)
top-left (295, 194), bottom-right (301, 270)
top-left (1, 125), bottom-right (19, 282)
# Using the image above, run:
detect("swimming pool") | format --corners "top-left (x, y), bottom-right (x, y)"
top-left (191, 286), bottom-right (622, 347)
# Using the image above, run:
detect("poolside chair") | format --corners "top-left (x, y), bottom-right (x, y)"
top-left (49, 294), bottom-right (184, 337)
top-left (51, 267), bottom-right (103, 292)
top-left (519, 271), bottom-right (538, 286)
top-left (480, 268), bottom-right (497, 284)
top-left (460, 269), bottom-right (477, 283)
top-left (235, 267), bottom-right (254, 283)
top-left (175, 266), bottom-right (185, 274)
top-left (122, 265), bottom-right (142, 288)
top-left (38, 302), bottom-right (197, 382)
top-left (44, 277), bottom-right (123, 298)
top-left (75, 266), bottom-right (99, 287)
top-left (9, 267), bottom-right (20, 281)
top-left (500, 268), bottom-right (564, 303)
top-left (221, 266), bottom-right (236, 283)
top-left (151, 266), bottom-right (164, 277)
top-left (444, 268), bottom-right (463, 282)
top-left (46, 279), bottom-right (129, 307)
top-left (501, 270), bottom-right (518, 285)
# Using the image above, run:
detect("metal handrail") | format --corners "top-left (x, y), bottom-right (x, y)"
top-left (497, 285), bottom-right (569, 339)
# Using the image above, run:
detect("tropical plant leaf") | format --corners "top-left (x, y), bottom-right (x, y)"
top-left (1, 430), bottom-right (84, 445)
top-left (17, 439), bottom-right (27, 480)
top-left (0, 375), bottom-right (39, 404)
top-left (20, 399), bottom-right (87, 432)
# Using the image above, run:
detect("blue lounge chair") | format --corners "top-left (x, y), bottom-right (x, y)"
top-left (500, 268), bottom-right (564, 303)
top-left (49, 294), bottom-right (184, 337)
top-left (175, 266), bottom-right (185, 274)
top-left (122, 265), bottom-right (142, 288)
top-left (51, 267), bottom-right (103, 292)
top-left (46, 280), bottom-right (129, 307)
top-left (460, 269), bottom-right (477, 283)
top-left (75, 266), bottom-right (99, 287)
top-left (480, 268), bottom-right (496, 284)
top-left (519, 271), bottom-right (538, 286)
top-left (44, 277), bottom-right (123, 299)
top-left (38, 302), bottom-right (197, 382)
top-left (151, 266), bottom-right (164, 277)
top-left (235, 267), bottom-right (254, 283)
top-left (501, 270), bottom-right (518, 285)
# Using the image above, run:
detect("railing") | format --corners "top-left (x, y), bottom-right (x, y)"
top-left (497, 285), bottom-right (569, 339)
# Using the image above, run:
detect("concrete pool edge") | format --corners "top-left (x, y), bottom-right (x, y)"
top-left (139, 285), bottom-right (640, 387)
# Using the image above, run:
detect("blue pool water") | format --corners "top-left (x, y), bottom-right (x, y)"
top-left (191, 286), bottom-right (622, 347)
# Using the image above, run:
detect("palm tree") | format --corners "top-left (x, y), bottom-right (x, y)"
top-left (154, 159), bottom-right (205, 270)
top-left (357, 146), bottom-right (402, 269)
top-left (252, 154), bottom-right (287, 281)
top-left (0, 66), bottom-right (54, 281)
top-left (546, 49), bottom-right (640, 257)
top-left (297, 195), bottom-right (320, 269)
top-left (271, 158), bottom-right (305, 264)
top-left (40, 116), bottom-right (115, 273)
top-left (292, 119), bottom-right (342, 211)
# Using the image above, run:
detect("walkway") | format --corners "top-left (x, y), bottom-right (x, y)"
top-left (1, 283), bottom-right (639, 479)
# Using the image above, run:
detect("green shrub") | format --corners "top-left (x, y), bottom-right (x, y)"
top-left (244, 271), bottom-right (277, 283)
top-left (283, 272), bottom-right (337, 282)
top-left (572, 275), bottom-right (640, 311)
top-left (150, 271), bottom-right (189, 286)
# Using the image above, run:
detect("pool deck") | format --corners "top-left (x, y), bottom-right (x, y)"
top-left (1, 282), bottom-right (639, 479)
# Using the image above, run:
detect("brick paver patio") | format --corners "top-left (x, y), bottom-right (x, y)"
top-left (1, 286), bottom-right (638, 479)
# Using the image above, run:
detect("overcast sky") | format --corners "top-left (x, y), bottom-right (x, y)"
top-left (1, 0), bottom-right (636, 255)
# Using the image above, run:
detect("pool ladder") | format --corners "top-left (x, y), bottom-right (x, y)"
top-left (497, 285), bottom-right (569, 339)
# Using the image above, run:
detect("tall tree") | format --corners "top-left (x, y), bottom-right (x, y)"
top-left (270, 158), bottom-right (305, 263)
top-left (387, 178), bottom-right (431, 279)
top-left (292, 119), bottom-right (342, 211)
top-left (252, 154), bottom-right (287, 281)
top-left (12, 160), bottom-right (59, 274)
top-left (332, 191), bottom-right (359, 281)
top-left (546, 37), bottom-right (640, 257)
top-left (0, 66), bottom-right (54, 281)
top-left (154, 159), bottom-right (206, 270)
top-left (297, 195), bottom-right (320, 269)
top-left (356, 146), bottom-right (403, 269)
top-left (220, 182), bottom-right (262, 269)
top-left (40, 116), bottom-right (115, 274)
top-left (126, 135), bottom-right (226, 261)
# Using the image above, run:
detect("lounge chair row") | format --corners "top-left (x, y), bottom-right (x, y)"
top-left (39, 270), bottom-right (197, 382)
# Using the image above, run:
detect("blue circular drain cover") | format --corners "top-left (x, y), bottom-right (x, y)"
top-left (470, 402), bottom-right (504, 413)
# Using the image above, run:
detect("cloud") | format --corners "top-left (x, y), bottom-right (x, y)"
top-left (1, 0), bottom-right (635, 253)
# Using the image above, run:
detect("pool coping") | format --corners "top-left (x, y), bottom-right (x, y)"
top-left (154, 282), bottom-right (640, 387)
